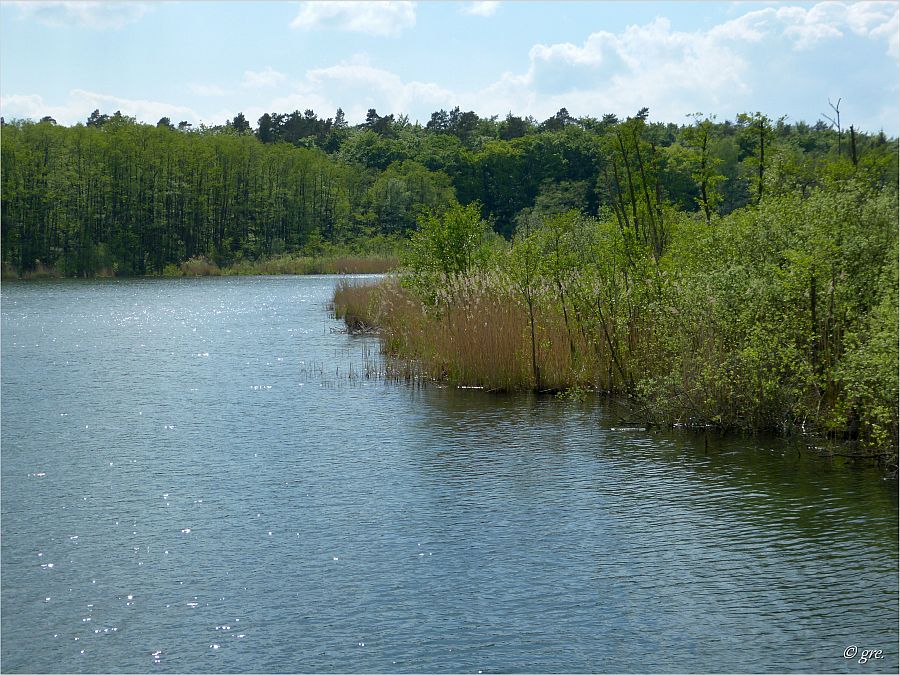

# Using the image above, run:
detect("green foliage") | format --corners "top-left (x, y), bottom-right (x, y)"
top-left (364, 160), bottom-right (455, 234)
top-left (0, 119), bottom-right (441, 276)
top-left (362, 177), bottom-right (898, 453)
top-left (668, 115), bottom-right (724, 222)
top-left (3, 109), bottom-right (896, 278)
top-left (835, 263), bottom-right (899, 448)
top-left (403, 201), bottom-right (493, 301)
top-left (639, 181), bottom-right (898, 450)
top-left (599, 112), bottom-right (670, 260)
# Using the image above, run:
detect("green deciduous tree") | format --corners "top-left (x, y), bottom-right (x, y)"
top-left (404, 201), bottom-right (492, 300)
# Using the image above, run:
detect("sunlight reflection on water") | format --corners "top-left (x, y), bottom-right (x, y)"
top-left (1, 276), bottom-right (897, 674)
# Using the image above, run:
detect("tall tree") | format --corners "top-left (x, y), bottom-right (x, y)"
top-left (679, 114), bottom-right (724, 223)
top-left (230, 112), bottom-right (251, 134)
top-left (737, 112), bottom-right (774, 204)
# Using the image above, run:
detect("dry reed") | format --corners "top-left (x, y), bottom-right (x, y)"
top-left (19, 261), bottom-right (61, 280)
top-left (333, 274), bottom-right (620, 392)
top-left (180, 256), bottom-right (221, 276)
top-left (224, 254), bottom-right (398, 276)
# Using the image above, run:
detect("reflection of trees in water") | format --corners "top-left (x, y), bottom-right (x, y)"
top-left (406, 386), bottom-right (898, 553)
top-left (392, 385), bottom-right (897, 670)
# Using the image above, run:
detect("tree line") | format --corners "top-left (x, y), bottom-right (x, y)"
top-left (1, 105), bottom-right (896, 276)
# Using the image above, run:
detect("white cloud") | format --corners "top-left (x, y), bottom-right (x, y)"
top-left (870, 10), bottom-right (899, 59)
top-left (529, 35), bottom-right (608, 67)
top-left (263, 54), bottom-right (452, 124)
top-left (9, 1), bottom-right (152, 30)
top-left (290, 1), bottom-right (416, 37)
top-left (0, 94), bottom-right (70, 123)
top-left (710, 8), bottom-right (776, 42)
top-left (242, 67), bottom-right (288, 89)
top-left (227, 1), bottom-right (900, 132)
top-left (785, 2), bottom-right (898, 56)
top-left (472, 16), bottom-right (751, 123)
top-left (714, 1), bottom-right (900, 54)
top-left (0, 55), bottom-right (453, 130)
top-left (463, 1), bottom-right (899, 126)
top-left (3, 1), bottom-right (895, 134)
top-left (0, 90), bottom-right (199, 126)
top-left (462, 2), bottom-right (500, 17)
top-left (847, 1), bottom-right (899, 58)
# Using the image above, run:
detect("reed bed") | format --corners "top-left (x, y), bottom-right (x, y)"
top-left (320, 256), bottom-right (399, 274)
top-left (179, 256), bottom-right (221, 276)
top-left (333, 273), bottom-right (856, 433)
top-left (332, 278), bottom-right (388, 332)
top-left (161, 254), bottom-right (399, 277)
top-left (17, 261), bottom-right (62, 280)
top-left (7, 253), bottom-right (398, 279)
top-left (224, 254), bottom-right (398, 276)
top-left (333, 275), bottom-right (620, 392)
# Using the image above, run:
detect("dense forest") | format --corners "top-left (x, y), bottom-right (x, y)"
top-left (2, 105), bottom-right (896, 276)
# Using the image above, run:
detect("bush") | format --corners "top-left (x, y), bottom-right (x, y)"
top-left (181, 257), bottom-right (220, 276)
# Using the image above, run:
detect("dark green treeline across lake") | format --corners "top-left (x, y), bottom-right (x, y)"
top-left (1, 107), bottom-right (897, 277)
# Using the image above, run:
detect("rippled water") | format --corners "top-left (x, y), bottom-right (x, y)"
top-left (1, 276), bottom-right (897, 674)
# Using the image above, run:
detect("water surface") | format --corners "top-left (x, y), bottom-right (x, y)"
top-left (2, 276), bottom-right (897, 673)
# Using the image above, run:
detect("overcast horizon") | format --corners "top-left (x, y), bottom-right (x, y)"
top-left (1, 1), bottom-right (898, 134)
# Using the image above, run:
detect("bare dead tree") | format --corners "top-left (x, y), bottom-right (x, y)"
top-left (821, 97), bottom-right (842, 155)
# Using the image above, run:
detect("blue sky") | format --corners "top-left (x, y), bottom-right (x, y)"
top-left (1, 1), bottom-right (898, 134)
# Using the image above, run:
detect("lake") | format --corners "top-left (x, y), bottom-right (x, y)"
top-left (1, 275), bottom-right (897, 673)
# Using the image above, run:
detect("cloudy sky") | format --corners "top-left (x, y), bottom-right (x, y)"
top-left (1, 1), bottom-right (898, 133)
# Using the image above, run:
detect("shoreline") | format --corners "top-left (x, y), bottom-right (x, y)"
top-left (333, 277), bottom-right (899, 473)
top-left (1, 253), bottom-right (399, 281)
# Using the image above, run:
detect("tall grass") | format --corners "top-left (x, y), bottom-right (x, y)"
top-left (333, 275), bottom-right (617, 392)
top-left (19, 261), bottom-right (61, 280)
top-left (162, 254), bottom-right (399, 277)
top-left (5, 253), bottom-right (399, 279)
top-left (181, 256), bottom-right (221, 276)
top-left (223, 254), bottom-right (398, 276)
top-left (1, 261), bottom-right (20, 280)
top-left (332, 278), bottom-right (387, 332)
